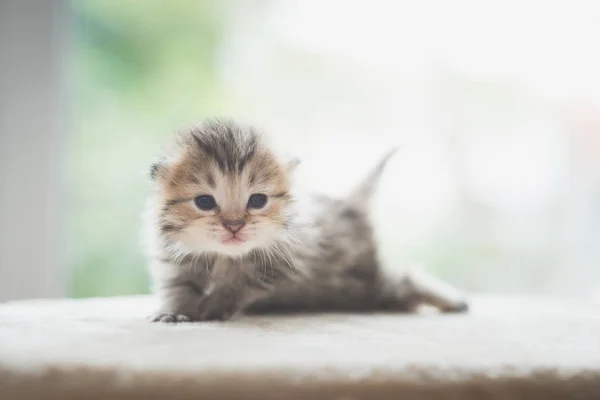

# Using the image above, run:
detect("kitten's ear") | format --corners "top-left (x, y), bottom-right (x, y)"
top-left (285, 156), bottom-right (301, 173)
top-left (149, 161), bottom-right (164, 181)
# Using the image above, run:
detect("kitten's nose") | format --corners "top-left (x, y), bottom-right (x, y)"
top-left (222, 219), bottom-right (246, 234)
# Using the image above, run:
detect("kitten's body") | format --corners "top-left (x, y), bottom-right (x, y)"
top-left (145, 119), bottom-right (467, 322)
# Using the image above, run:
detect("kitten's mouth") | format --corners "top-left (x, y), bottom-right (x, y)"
top-left (222, 235), bottom-right (246, 245)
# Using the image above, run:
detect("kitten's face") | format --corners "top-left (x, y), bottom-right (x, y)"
top-left (152, 121), bottom-right (295, 257)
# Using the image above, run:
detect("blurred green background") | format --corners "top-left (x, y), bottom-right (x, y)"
top-left (71, 1), bottom-right (228, 297)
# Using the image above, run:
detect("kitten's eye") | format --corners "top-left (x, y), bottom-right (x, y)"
top-left (248, 193), bottom-right (267, 209)
top-left (194, 195), bottom-right (217, 211)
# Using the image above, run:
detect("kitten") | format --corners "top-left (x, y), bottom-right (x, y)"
top-left (144, 119), bottom-right (468, 322)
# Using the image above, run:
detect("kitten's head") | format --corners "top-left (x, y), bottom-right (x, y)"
top-left (150, 119), bottom-right (298, 257)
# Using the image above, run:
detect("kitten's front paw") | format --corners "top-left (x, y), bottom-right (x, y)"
top-left (150, 313), bottom-right (192, 323)
top-left (197, 295), bottom-right (240, 321)
top-left (199, 308), bottom-right (236, 321)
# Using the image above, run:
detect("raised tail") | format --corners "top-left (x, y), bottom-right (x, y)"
top-left (347, 147), bottom-right (398, 205)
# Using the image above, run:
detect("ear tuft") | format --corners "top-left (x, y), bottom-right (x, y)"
top-left (150, 162), bottom-right (162, 180)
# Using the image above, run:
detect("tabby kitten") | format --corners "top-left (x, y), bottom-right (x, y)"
top-left (145, 119), bottom-right (468, 322)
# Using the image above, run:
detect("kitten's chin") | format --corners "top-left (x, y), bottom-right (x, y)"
top-left (178, 228), bottom-right (286, 258)
top-left (209, 240), bottom-right (258, 257)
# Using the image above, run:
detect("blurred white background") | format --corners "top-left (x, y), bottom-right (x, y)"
top-left (1, 0), bottom-right (599, 300)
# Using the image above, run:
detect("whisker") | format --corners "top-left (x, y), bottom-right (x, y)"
top-left (260, 248), bottom-right (269, 280)
top-left (271, 241), bottom-right (295, 276)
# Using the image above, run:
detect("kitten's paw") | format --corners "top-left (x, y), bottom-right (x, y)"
top-left (149, 313), bottom-right (192, 323)
top-left (201, 308), bottom-right (237, 321)
top-left (198, 305), bottom-right (238, 321)
top-left (441, 299), bottom-right (469, 313)
top-left (197, 296), bottom-right (240, 321)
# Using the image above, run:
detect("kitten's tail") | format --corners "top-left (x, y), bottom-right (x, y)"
top-left (347, 147), bottom-right (398, 205)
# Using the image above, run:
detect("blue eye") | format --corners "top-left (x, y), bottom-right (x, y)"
top-left (248, 194), bottom-right (267, 209)
top-left (194, 195), bottom-right (217, 211)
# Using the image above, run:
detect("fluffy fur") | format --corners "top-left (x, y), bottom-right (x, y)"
top-left (144, 119), bottom-right (468, 322)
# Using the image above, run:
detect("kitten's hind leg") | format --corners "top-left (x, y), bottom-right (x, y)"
top-left (379, 268), bottom-right (469, 313)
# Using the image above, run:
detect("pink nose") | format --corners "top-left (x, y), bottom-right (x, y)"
top-left (222, 219), bottom-right (245, 234)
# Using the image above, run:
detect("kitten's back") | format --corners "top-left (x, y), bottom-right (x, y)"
top-left (248, 151), bottom-right (397, 313)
